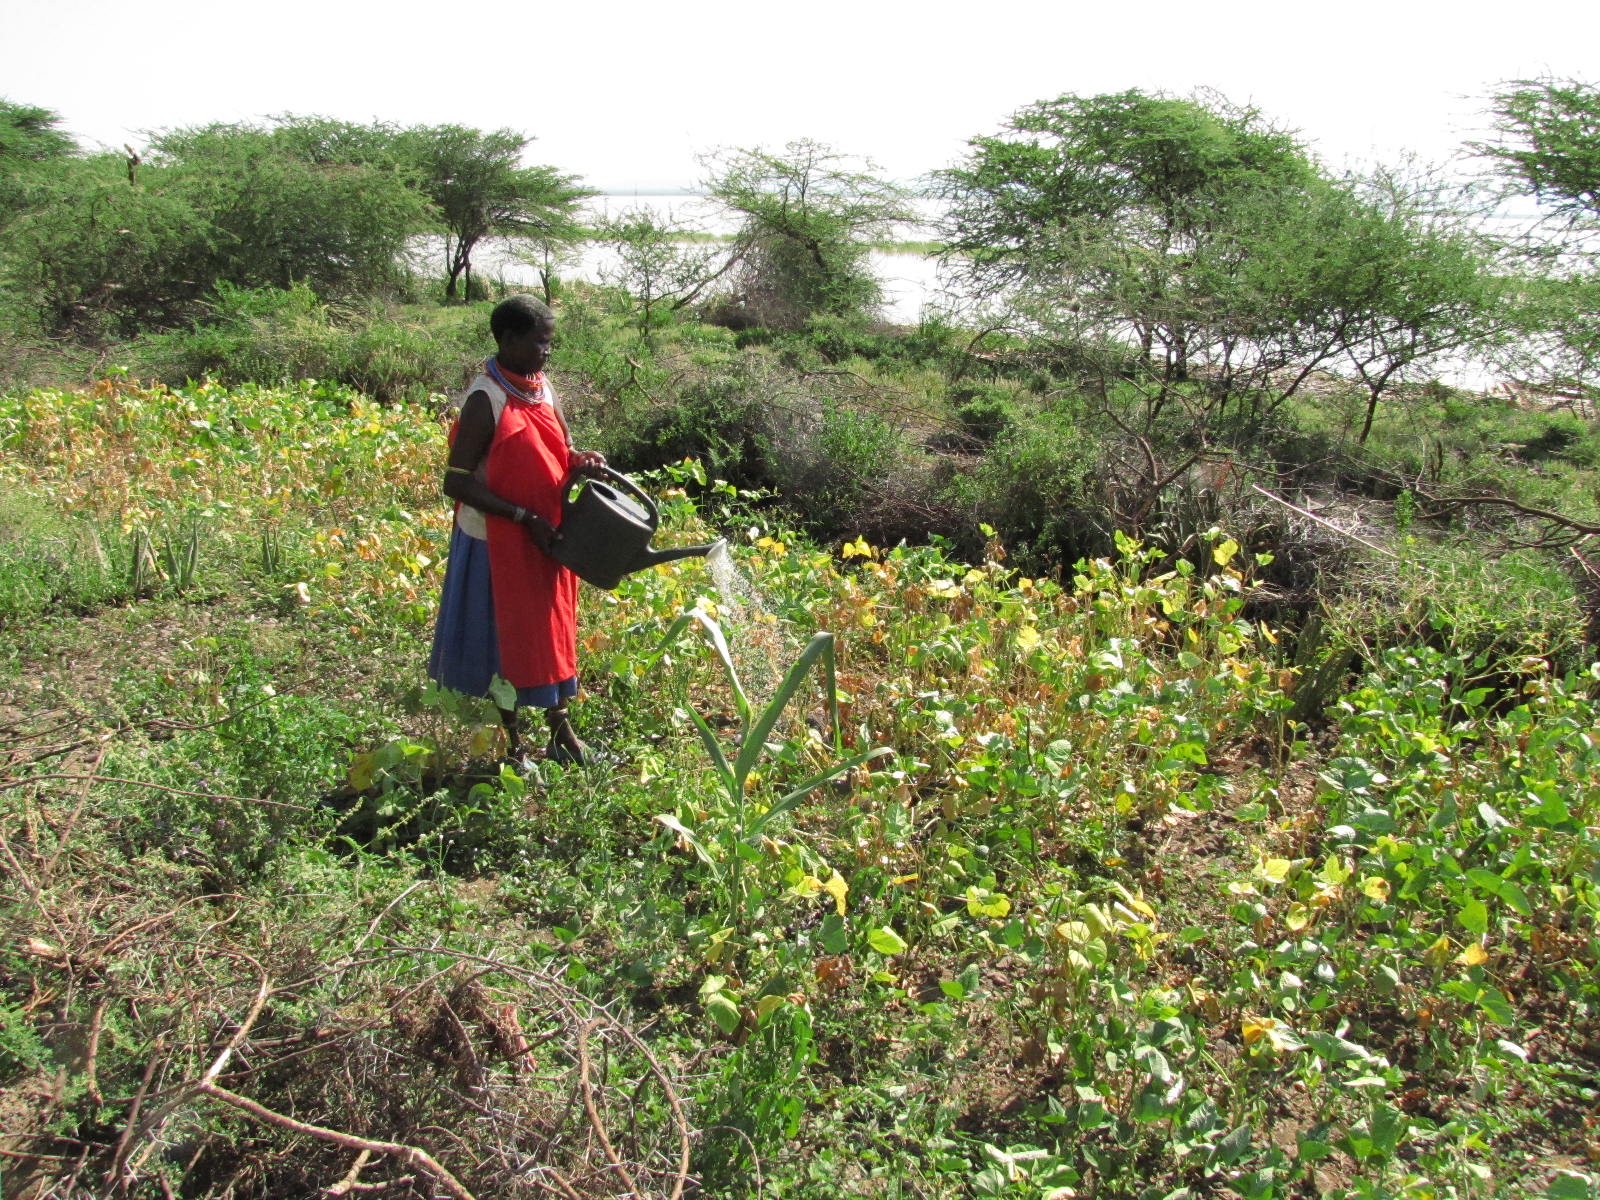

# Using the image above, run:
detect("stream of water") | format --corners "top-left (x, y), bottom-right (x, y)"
top-left (703, 540), bottom-right (792, 708)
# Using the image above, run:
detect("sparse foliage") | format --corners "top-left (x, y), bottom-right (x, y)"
top-left (596, 208), bottom-right (730, 342)
top-left (704, 139), bottom-right (911, 330)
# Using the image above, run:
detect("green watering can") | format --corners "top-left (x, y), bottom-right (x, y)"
top-left (551, 467), bottom-right (723, 591)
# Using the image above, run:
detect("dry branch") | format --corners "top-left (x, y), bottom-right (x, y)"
top-left (197, 1082), bottom-right (478, 1200)
top-left (1249, 484), bottom-right (1401, 560)
top-left (0, 772), bottom-right (311, 810)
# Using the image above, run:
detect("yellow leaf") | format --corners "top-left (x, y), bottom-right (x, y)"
top-left (1241, 1015), bottom-right (1272, 1045)
top-left (1257, 857), bottom-right (1292, 884)
top-left (1054, 920), bottom-right (1092, 944)
top-left (1284, 902), bottom-right (1312, 932)
top-left (1456, 942), bottom-right (1489, 966)
top-left (347, 752), bottom-right (376, 792)
top-left (822, 870), bottom-right (850, 917)
top-left (1424, 936), bottom-right (1454, 969)
top-left (1361, 876), bottom-right (1391, 902)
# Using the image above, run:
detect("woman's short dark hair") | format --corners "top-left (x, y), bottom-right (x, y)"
top-left (490, 294), bottom-right (554, 341)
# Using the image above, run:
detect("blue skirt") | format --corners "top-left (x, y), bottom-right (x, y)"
top-left (428, 525), bottom-right (578, 710)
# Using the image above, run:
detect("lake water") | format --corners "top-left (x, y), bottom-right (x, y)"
top-left (467, 194), bottom-right (1520, 388)
top-left (472, 193), bottom-right (953, 327)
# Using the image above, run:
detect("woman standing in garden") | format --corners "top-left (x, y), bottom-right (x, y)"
top-left (429, 294), bottom-right (605, 763)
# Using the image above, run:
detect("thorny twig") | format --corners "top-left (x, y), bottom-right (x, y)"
top-left (0, 772), bottom-right (311, 810)
top-left (41, 743), bottom-right (106, 880)
top-left (577, 1018), bottom-right (641, 1196)
top-left (197, 1083), bottom-right (479, 1200)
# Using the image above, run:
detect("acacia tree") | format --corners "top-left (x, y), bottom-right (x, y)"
top-left (939, 90), bottom-right (1511, 432)
top-left (149, 122), bottom-right (429, 297)
top-left (937, 89), bottom-right (1331, 412)
top-left (395, 125), bottom-right (591, 300)
top-left (4, 119), bottom-right (428, 335)
top-left (703, 139), bottom-right (911, 330)
top-left (1474, 77), bottom-right (1600, 397)
top-left (0, 100), bottom-right (75, 225)
top-left (1478, 77), bottom-right (1600, 229)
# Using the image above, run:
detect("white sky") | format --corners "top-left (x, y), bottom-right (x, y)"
top-left (3, 0), bottom-right (1596, 191)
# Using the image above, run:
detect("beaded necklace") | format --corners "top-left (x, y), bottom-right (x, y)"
top-left (486, 357), bottom-right (546, 404)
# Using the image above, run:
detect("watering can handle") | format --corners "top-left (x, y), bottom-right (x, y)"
top-left (590, 465), bottom-right (659, 527)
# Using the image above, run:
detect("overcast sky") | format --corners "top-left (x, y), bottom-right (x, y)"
top-left (4, 0), bottom-right (1596, 190)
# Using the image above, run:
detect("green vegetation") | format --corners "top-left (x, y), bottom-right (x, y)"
top-left (703, 138), bottom-right (914, 331)
top-left (2, 83), bottom-right (1600, 1200)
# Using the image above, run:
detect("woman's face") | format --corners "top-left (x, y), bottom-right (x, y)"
top-left (498, 317), bottom-right (555, 375)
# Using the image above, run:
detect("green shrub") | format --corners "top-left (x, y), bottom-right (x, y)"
top-left (950, 382), bottom-right (1024, 445)
top-left (953, 407), bottom-right (1112, 570)
top-left (129, 284), bottom-right (483, 403)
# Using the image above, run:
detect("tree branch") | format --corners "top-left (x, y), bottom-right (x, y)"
top-left (196, 1082), bottom-right (478, 1200)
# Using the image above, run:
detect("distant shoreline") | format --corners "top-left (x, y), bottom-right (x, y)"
top-left (590, 187), bottom-right (703, 197)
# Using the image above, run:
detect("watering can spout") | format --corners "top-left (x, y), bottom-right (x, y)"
top-left (632, 538), bottom-right (724, 572)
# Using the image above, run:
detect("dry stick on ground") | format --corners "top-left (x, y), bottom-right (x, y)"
top-left (85, 996), bottom-right (107, 1106)
top-left (348, 880), bottom-right (428, 957)
top-left (100, 894), bottom-right (246, 960)
top-left (325, 1148), bottom-right (373, 1196)
top-left (0, 823), bottom-right (71, 947)
top-left (528, 1167), bottom-right (586, 1200)
top-left (388, 944), bottom-right (694, 1199)
top-left (0, 772), bottom-right (312, 811)
top-left (194, 1083), bottom-right (479, 1200)
top-left (1248, 484), bottom-right (1401, 561)
top-left (120, 960), bottom-right (273, 1185)
top-left (106, 1039), bottom-right (165, 1193)
top-left (41, 743), bottom-right (106, 880)
top-left (576, 1018), bottom-right (641, 1196)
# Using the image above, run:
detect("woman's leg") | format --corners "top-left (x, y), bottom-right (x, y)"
top-left (499, 706), bottom-right (522, 757)
top-left (545, 703), bottom-right (587, 766)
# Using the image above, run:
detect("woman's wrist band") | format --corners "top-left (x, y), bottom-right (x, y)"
top-left (512, 506), bottom-right (527, 524)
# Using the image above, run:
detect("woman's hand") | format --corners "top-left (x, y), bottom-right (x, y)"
top-left (515, 508), bottom-right (561, 554)
top-left (569, 449), bottom-right (608, 478)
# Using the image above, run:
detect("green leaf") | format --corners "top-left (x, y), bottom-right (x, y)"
top-left (1544, 1170), bottom-right (1597, 1199)
top-left (704, 993), bottom-right (742, 1035)
top-left (734, 632), bottom-right (834, 783)
top-left (1465, 867), bottom-right (1534, 916)
top-left (868, 926), bottom-right (908, 955)
top-left (1303, 1030), bottom-right (1378, 1065)
top-left (965, 887), bottom-right (1012, 919)
top-left (487, 674), bottom-right (517, 710)
top-left (652, 813), bottom-right (717, 868)
top-left (1456, 895), bottom-right (1489, 935)
top-left (756, 746), bottom-right (893, 833)
top-left (686, 707), bottom-right (736, 793)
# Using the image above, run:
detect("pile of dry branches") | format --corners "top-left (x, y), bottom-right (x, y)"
top-left (1, 732), bottom-right (695, 1200)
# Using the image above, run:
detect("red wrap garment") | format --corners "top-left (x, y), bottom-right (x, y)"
top-left (465, 366), bottom-right (579, 690)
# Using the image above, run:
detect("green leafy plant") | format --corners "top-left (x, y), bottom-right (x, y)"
top-left (648, 608), bottom-right (887, 924)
